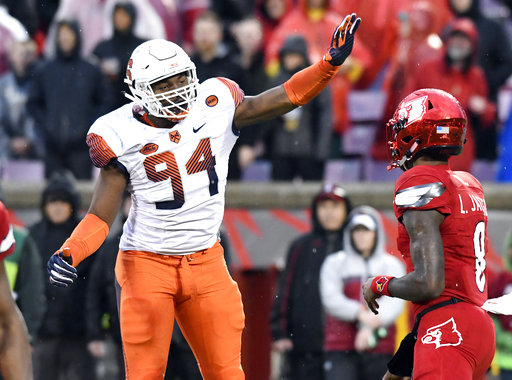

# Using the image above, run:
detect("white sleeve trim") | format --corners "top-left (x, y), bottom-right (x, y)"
top-left (0, 225), bottom-right (14, 253)
top-left (395, 182), bottom-right (445, 207)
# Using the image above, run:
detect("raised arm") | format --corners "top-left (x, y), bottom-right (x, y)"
top-left (363, 209), bottom-right (445, 313)
top-left (47, 165), bottom-right (127, 287)
top-left (233, 13), bottom-right (361, 129)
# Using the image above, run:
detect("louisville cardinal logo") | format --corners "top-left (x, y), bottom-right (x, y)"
top-left (420, 317), bottom-right (463, 349)
top-left (375, 276), bottom-right (390, 292)
top-left (398, 95), bottom-right (428, 126)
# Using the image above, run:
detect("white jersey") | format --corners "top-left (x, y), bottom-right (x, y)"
top-left (87, 78), bottom-right (243, 254)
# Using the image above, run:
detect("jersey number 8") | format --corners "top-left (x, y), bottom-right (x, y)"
top-left (473, 221), bottom-right (486, 293)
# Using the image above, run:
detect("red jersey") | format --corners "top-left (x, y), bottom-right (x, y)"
top-left (394, 165), bottom-right (488, 315)
top-left (0, 201), bottom-right (15, 260)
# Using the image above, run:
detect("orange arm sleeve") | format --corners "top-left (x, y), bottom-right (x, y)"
top-left (60, 213), bottom-right (109, 267)
top-left (283, 59), bottom-right (340, 106)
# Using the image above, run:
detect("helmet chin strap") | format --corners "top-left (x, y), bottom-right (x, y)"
top-left (390, 140), bottom-right (420, 171)
top-left (400, 140), bottom-right (420, 170)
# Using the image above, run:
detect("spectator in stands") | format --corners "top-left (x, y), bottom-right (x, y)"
top-left (29, 20), bottom-right (113, 180)
top-left (44, 0), bottom-right (165, 58)
top-left (192, 11), bottom-right (247, 89)
top-left (488, 229), bottom-right (512, 380)
top-left (30, 170), bottom-right (97, 380)
top-left (262, 35), bottom-right (333, 181)
top-left (403, 18), bottom-right (496, 172)
top-left (0, 3), bottom-right (29, 75)
top-left (1, 0), bottom-right (37, 37)
top-left (210, 0), bottom-right (247, 27)
top-left (0, 39), bottom-right (41, 161)
top-left (3, 219), bottom-right (45, 345)
top-left (191, 11), bottom-right (248, 179)
top-left (178, 0), bottom-right (209, 54)
top-left (231, 17), bottom-right (268, 97)
top-left (92, 2), bottom-right (146, 110)
top-left (254, 0), bottom-right (293, 50)
top-left (332, 0), bottom-right (452, 88)
top-left (331, 0), bottom-right (401, 89)
top-left (230, 17), bottom-right (269, 175)
top-left (34, 0), bottom-right (59, 36)
top-left (270, 183), bottom-right (352, 380)
top-left (319, 206), bottom-right (405, 380)
top-left (265, 0), bottom-right (372, 148)
top-left (85, 192), bottom-right (131, 380)
top-left (449, 0), bottom-right (512, 102)
top-left (372, 1), bottom-right (444, 161)
top-left (449, 0), bottom-right (512, 160)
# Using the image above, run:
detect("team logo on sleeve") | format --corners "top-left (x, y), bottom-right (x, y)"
top-left (420, 317), bottom-right (463, 349)
top-left (395, 182), bottom-right (445, 208)
top-left (169, 130), bottom-right (181, 144)
top-left (140, 143), bottom-right (158, 155)
top-left (206, 95), bottom-right (218, 107)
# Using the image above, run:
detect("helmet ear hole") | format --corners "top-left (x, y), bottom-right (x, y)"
top-left (401, 136), bottom-right (413, 143)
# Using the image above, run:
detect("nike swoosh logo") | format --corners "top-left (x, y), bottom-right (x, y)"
top-left (193, 123), bottom-right (206, 133)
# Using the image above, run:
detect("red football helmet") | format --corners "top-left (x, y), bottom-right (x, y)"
top-left (386, 88), bottom-right (467, 170)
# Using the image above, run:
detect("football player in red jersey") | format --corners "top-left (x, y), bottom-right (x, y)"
top-left (363, 88), bottom-right (495, 380)
top-left (0, 201), bottom-right (32, 380)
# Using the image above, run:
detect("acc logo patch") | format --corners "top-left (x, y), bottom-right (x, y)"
top-left (421, 317), bottom-right (463, 349)
top-left (206, 95), bottom-right (218, 107)
top-left (140, 143), bottom-right (158, 155)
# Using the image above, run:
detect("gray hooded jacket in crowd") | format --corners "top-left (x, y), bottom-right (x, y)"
top-left (320, 206), bottom-right (405, 353)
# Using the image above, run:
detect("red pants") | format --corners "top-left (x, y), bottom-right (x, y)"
top-left (115, 241), bottom-right (245, 380)
top-left (413, 302), bottom-right (495, 379)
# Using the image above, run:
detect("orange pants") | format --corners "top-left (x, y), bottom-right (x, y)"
top-left (115, 241), bottom-right (245, 380)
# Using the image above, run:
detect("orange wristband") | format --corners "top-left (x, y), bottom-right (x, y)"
top-left (283, 59), bottom-right (339, 106)
top-left (59, 213), bottom-right (109, 267)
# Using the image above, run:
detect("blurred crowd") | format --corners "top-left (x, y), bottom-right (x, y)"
top-left (0, 0), bottom-right (512, 183)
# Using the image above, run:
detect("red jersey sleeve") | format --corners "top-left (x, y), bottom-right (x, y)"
top-left (394, 166), bottom-right (453, 220)
top-left (0, 202), bottom-right (15, 260)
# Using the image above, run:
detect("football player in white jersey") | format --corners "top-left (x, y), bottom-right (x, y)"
top-left (46, 13), bottom-right (361, 380)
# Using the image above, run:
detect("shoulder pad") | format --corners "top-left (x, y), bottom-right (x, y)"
top-left (395, 182), bottom-right (446, 208)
